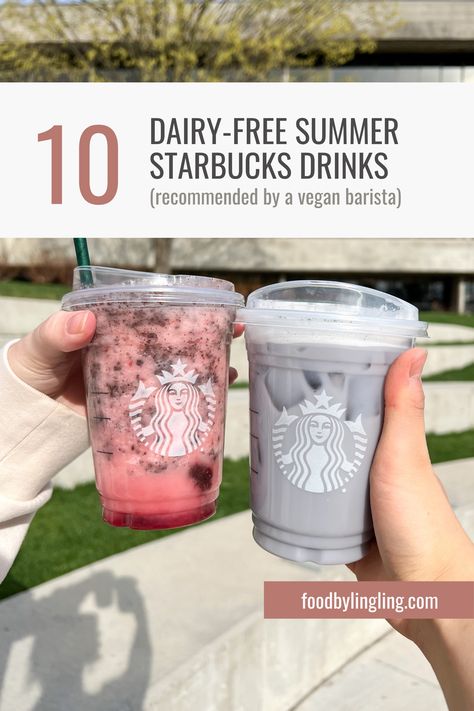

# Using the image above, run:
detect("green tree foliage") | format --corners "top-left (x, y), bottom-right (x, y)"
top-left (0, 1), bottom-right (398, 81)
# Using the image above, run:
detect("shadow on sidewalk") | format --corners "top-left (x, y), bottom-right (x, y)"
top-left (0, 570), bottom-right (152, 711)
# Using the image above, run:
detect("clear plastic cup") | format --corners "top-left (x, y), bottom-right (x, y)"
top-left (62, 267), bottom-right (244, 530)
top-left (239, 280), bottom-right (428, 565)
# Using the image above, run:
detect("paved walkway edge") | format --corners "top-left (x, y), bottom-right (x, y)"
top-left (143, 612), bottom-right (388, 711)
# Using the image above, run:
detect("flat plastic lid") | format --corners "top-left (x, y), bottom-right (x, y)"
top-left (239, 280), bottom-right (428, 337)
top-left (62, 266), bottom-right (244, 308)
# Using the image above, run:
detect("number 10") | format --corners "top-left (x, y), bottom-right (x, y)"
top-left (38, 125), bottom-right (119, 205)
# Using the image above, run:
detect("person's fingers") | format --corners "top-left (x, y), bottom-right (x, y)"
top-left (369, 346), bottom-right (474, 581)
top-left (233, 323), bottom-right (244, 338)
top-left (229, 367), bottom-right (238, 385)
top-left (32, 311), bottom-right (96, 360)
top-left (9, 311), bottom-right (96, 382)
top-left (348, 347), bottom-right (474, 584)
top-left (374, 347), bottom-right (430, 472)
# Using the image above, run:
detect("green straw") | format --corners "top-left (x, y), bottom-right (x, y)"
top-left (73, 238), bottom-right (93, 286)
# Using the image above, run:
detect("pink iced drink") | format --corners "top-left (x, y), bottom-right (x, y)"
top-left (82, 301), bottom-right (235, 529)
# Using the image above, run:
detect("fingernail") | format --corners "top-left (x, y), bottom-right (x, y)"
top-left (409, 349), bottom-right (427, 381)
top-left (66, 311), bottom-right (89, 335)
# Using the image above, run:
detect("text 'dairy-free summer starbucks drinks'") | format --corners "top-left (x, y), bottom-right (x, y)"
top-left (62, 267), bottom-right (244, 530)
top-left (240, 281), bottom-right (427, 565)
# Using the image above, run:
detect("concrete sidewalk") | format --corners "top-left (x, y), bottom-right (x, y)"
top-left (1, 458), bottom-right (472, 711)
top-left (0, 511), bottom-right (387, 711)
top-left (298, 456), bottom-right (474, 711)
top-left (295, 631), bottom-right (445, 711)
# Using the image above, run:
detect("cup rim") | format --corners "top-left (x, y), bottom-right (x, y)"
top-left (62, 266), bottom-right (244, 308)
top-left (239, 280), bottom-right (428, 338)
top-left (236, 306), bottom-right (428, 338)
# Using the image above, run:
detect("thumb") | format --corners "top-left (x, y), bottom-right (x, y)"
top-left (8, 311), bottom-right (96, 391)
top-left (23, 311), bottom-right (96, 364)
top-left (370, 346), bottom-right (474, 581)
top-left (376, 347), bottom-right (430, 470)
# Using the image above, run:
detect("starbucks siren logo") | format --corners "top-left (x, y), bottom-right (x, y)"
top-left (128, 359), bottom-right (216, 457)
top-left (273, 390), bottom-right (367, 494)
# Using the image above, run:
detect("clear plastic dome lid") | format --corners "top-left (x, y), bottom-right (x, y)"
top-left (62, 266), bottom-right (244, 308)
top-left (239, 280), bottom-right (428, 338)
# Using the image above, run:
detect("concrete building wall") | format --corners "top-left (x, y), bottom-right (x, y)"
top-left (375, 1), bottom-right (474, 41)
top-left (171, 239), bottom-right (474, 275)
top-left (0, 238), bottom-right (156, 271)
top-left (0, 238), bottom-right (472, 276)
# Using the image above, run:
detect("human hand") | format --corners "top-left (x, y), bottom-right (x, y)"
top-left (348, 349), bottom-right (474, 619)
top-left (8, 310), bottom-right (97, 417)
top-left (348, 346), bottom-right (474, 711)
top-left (7, 313), bottom-right (244, 418)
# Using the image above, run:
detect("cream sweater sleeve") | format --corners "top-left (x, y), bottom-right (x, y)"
top-left (0, 342), bottom-right (90, 583)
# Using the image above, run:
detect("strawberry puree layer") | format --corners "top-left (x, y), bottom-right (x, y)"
top-left (82, 301), bottom-right (234, 530)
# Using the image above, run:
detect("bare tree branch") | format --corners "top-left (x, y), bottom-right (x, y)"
top-left (0, 0), bottom-right (397, 81)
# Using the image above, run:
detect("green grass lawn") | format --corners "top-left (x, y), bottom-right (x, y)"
top-left (0, 458), bottom-right (249, 601)
top-left (428, 341), bottom-right (474, 347)
top-left (425, 362), bottom-right (474, 382)
top-left (2, 429), bottom-right (473, 602)
top-left (427, 429), bottom-right (474, 464)
top-left (0, 280), bottom-right (69, 300)
top-left (420, 311), bottom-right (474, 329)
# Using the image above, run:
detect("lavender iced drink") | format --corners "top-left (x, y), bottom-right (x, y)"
top-left (240, 281), bottom-right (427, 565)
top-left (63, 268), bottom-right (243, 530)
top-left (247, 341), bottom-right (401, 563)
